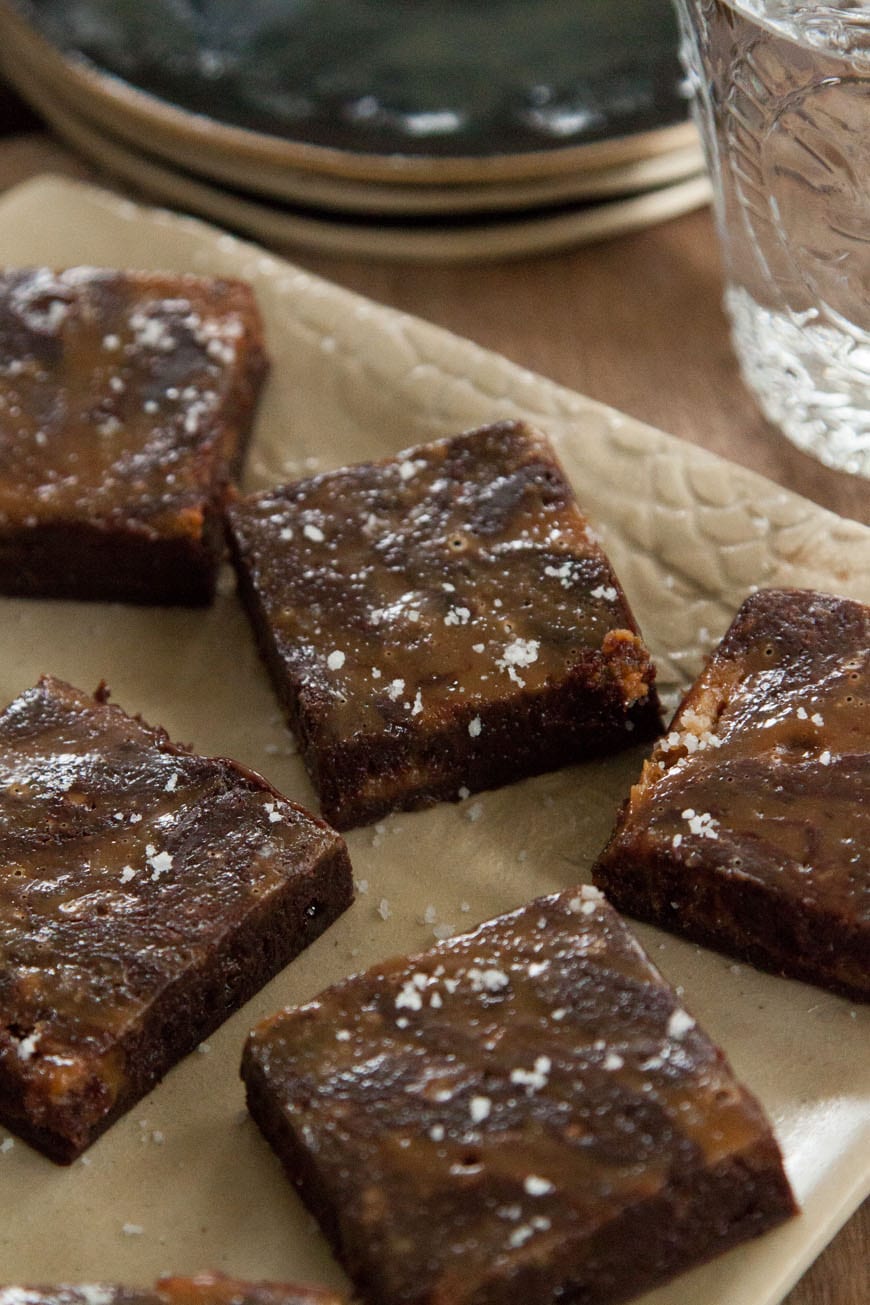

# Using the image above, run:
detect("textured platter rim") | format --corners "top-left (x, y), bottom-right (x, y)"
top-left (0, 2), bottom-right (699, 187)
top-left (0, 175), bottom-right (865, 1305)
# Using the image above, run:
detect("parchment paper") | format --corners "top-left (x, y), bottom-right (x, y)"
top-left (0, 177), bottom-right (867, 1305)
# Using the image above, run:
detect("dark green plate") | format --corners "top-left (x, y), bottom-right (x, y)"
top-left (18, 0), bottom-right (687, 159)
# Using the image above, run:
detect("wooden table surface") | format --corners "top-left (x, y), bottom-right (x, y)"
top-left (0, 111), bottom-right (866, 1305)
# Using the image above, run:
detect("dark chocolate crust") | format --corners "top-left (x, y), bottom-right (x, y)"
top-left (0, 1276), bottom-right (344, 1305)
top-left (228, 420), bottom-right (661, 829)
top-left (0, 268), bottom-right (269, 605)
top-left (242, 888), bottom-right (795, 1305)
top-left (594, 588), bottom-right (870, 1002)
top-left (0, 677), bottom-right (353, 1163)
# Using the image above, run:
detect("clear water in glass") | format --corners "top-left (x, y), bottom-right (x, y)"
top-left (677, 1), bottom-right (870, 476)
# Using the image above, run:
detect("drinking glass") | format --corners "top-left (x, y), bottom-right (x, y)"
top-left (675, 0), bottom-right (870, 476)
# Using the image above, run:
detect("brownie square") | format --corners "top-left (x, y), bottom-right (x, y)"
top-left (243, 887), bottom-right (795, 1305)
top-left (0, 1278), bottom-right (343, 1305)
top-left (228, 420), bottom-right (661, 829)
top-left (0, 267), bottom-right (269, 604)
top-left (594, 588), bottom-right (870, 1002)
top-left (0, 676), bottom-right (352, 1163)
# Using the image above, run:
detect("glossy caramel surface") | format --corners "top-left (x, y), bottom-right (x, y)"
top-left (610, 589), bottom-right (869, 920)
top-left (0, 268), bottom-right (264, 536)
top-left (247, 888), bottom-right (785, 1303)
top-left (229, 421), bottom-right (656, 746)
top-left (0, 677), bottom-right (341, 1115)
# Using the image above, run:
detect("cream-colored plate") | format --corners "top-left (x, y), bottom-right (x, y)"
top-left (0, 177), bottom-right (867, 1302)
top-left (0, 3), bottom-right (699, 188)
top-left (12, 55), bottom-right (705, 215)
top-left (6, 71), bottom-right (711, 263)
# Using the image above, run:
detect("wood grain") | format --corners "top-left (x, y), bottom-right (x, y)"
top-left (0, 124), bottom-right (865, 1305)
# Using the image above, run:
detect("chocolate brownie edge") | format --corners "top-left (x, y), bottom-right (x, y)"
top-left (242, 1049), bottom-right (354, 1281)
top-left (538, 1140), bottom-right (796, 1305)
top-left (0, 837), bottom-right (352, 1164)
top-left (0, 522), bottom-right (218, 606)
top-left (312, 671), bottom-right (661, 830)
top-left (593, 842), bottom-right (869, 1002)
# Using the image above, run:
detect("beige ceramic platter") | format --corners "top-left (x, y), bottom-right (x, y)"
top-left (0, 4), bottom-right (699, 188)
top-left (0, 176), bottom-right (867, 1302)
top-left (3, 69), bottom-right (711, 263)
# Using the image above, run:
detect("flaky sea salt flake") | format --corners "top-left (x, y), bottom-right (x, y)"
top-left (469, 1095), bottom-right (492, 1124)
top-left (667, 1008), bottom-right (695, 1040)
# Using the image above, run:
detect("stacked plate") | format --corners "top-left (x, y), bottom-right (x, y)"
top-left (0, 0), bottom-right (711, 261)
